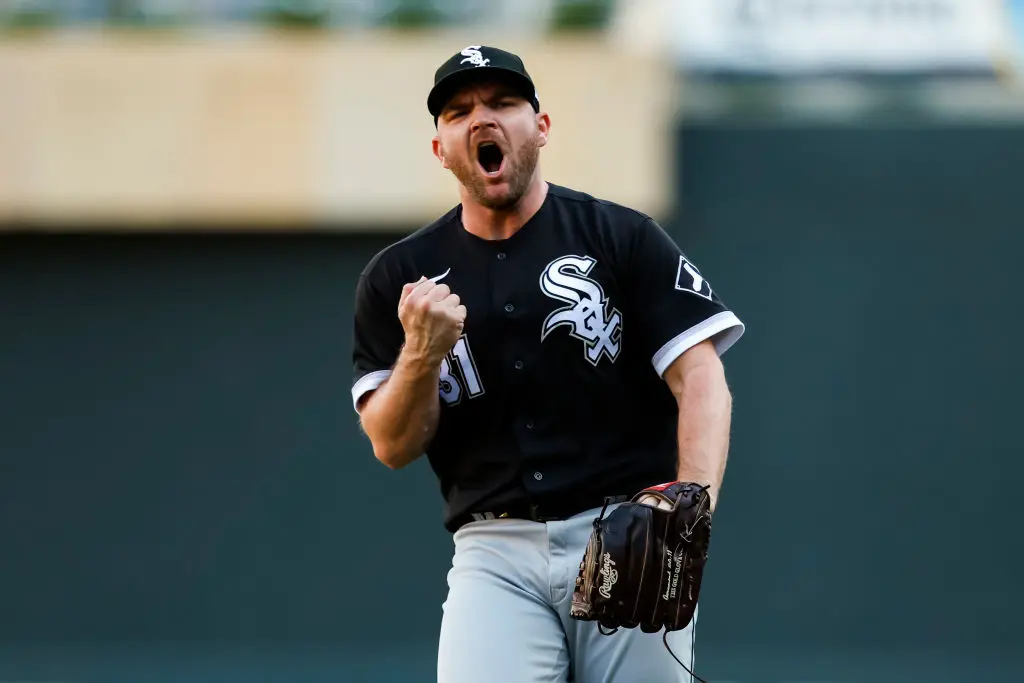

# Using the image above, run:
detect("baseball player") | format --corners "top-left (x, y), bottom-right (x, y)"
top-left (351, 46), bottom-right (745, 683)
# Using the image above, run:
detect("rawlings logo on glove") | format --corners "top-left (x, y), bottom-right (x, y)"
top-left (569, 481), bottom-right (713, 635)
top-left (598, 553), bottom-right (618, 598)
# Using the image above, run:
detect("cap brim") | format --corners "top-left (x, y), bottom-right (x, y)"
top-left (428, 66), bottom-right (537, 118)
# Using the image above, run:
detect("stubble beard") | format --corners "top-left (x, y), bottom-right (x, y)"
top-left (450, 132), bottom-right (541, 211)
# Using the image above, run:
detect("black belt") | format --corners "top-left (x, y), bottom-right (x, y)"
top-left (453, 492), bottom-right (631, 530)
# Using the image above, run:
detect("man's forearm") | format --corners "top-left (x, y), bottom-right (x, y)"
top-left (673, 356), bottom-right (733, 510)
top-left (358, 349), bottom-right (442, 469)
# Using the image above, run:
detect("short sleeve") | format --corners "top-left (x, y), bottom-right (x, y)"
top-left (351, 271), bottom-right (405, 412)
top-left (624, 218), bottom-right (745, 377)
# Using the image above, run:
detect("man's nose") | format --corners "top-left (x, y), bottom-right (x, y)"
top-left (470, 113), bottom-right (498, 133)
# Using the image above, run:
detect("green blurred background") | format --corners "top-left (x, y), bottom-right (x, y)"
top-left (2, 2), bottom-right (1023, 682)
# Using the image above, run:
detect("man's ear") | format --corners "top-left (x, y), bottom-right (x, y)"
top-left (536, 112), bottom-right (552, 148)
top-left (432, 136), bottom-right (450, 169)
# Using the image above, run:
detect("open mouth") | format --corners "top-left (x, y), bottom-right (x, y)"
top-left (477, 142), bottom-right (505, 176)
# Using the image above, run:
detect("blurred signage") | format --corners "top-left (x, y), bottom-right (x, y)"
top-left (674, 0), bottom-right (1010, 77)
top-left (1009, 0), bottom-right (1024, 63)
top-left (0, 34), bottom-right (675, 230)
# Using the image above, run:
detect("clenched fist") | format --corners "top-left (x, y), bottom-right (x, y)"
top-left (398, 277), bottom-right (467, 366)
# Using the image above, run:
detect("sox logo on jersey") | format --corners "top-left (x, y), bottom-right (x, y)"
top-left (540, 255), bottom-right (622, 365)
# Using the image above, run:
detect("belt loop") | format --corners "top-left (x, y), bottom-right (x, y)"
top-left (529, 503), bottom-right (540, 522)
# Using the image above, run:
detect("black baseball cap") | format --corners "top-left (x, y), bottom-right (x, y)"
top-left (427, 45), bottom-right (540, 122)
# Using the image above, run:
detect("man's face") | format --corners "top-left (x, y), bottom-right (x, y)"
top-left (433, 79), bottom-right (550, 210)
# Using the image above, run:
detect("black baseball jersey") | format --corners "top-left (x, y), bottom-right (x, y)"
top-left (351, 184), bottom-right (744, 532)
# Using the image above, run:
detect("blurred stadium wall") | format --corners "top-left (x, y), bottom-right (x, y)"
top-left (2, 2), bottom-right (1024, 683)
top-left (0, 4), bottom-right (678, 229)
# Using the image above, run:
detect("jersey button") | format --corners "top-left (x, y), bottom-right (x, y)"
top-left (533, 471), bottom-right (543, 481)
top-left (525, 420), bottom-right (534, 430)
top-left (514, 360), bottom-right (524, 371)
top-left (497, 252), bottom-right (507, 261)
top-left (504, 303), bottom-right (514, 314)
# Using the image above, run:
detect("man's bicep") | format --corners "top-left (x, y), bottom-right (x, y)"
top-left (650, 310), bottom-right (744, 378)
top-left (661, 339), bottom-right (724, 400)
top-left (625, 218), bottom-right (745, 377)
top-left (352, 373), bottom-right (392, 413)
top-left (351, 273), bottom-right (404, 412)
top-left (354, 383), bottom-right (386, 417)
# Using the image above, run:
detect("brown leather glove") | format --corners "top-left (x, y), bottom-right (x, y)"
top-left (569, 481), bottom-right (713, 634)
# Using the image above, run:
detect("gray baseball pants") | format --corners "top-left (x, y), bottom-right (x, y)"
top-left (437, 504), bottom-right (698, 683)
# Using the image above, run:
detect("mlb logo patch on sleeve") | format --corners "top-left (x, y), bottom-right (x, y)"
top-left (674, 255), bottom-right (714, 301)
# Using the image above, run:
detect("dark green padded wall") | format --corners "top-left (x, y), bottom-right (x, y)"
top-left (0, 234), bottom-right (453, 645)
top-left (673, 122), bottom-right (1023, 650)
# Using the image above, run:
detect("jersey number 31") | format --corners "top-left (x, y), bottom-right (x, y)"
top-left (439, 336), bottom-right (484, 406)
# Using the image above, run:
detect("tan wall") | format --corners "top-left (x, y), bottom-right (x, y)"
top-left (0, 30), bottom-right (679, 231)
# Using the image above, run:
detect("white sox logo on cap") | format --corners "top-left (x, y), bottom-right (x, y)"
top-left (428, 44), bottom-right (540, 119)
top-left (460, 46), bottom-right (490, 67)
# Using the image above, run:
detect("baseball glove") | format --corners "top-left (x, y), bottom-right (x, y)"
top-left (569, 481), bottom-right (713, 635)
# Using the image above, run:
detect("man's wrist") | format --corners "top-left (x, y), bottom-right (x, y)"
top-left (396, 342), bottom-right (443, 380)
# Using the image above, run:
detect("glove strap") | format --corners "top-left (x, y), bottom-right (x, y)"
top-left (643, 480), bottom-right (680, 493)
top-left (662, 631), bottom-right (707, 683)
